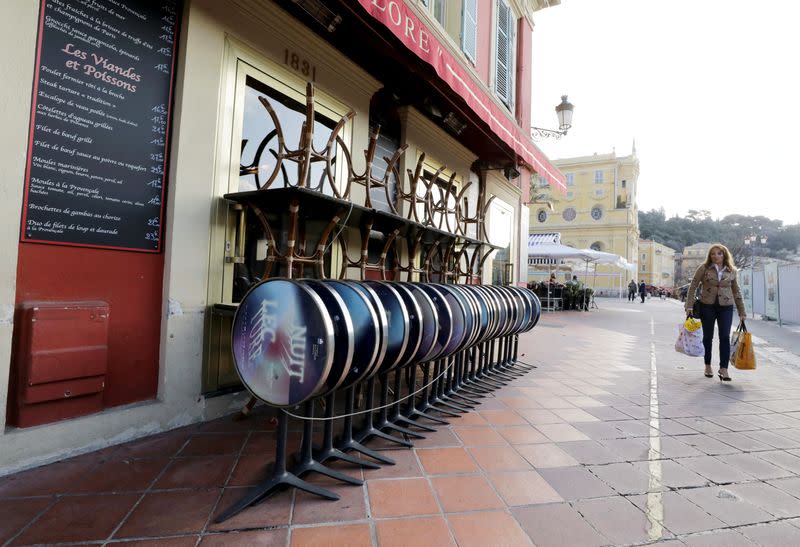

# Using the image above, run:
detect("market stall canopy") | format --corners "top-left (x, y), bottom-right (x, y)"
top-left (528, 233), bottom-right (561, 246)
top-left (580, 249), bottom-right (637, 272)
top-left (528, 242), bottom-right (595, 261)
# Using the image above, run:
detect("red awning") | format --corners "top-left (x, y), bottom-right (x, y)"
top-left (357, 0), bottom-right (566, 193)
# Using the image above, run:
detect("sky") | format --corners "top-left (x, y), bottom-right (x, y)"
top-left (529, 0), bottom-right (800, 225)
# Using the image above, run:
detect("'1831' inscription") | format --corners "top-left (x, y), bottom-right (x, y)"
top-left (284, 49), bottom-right (317, 82)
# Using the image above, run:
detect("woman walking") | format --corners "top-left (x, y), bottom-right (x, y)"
top-left (685, 244), bottom-right (746, 381)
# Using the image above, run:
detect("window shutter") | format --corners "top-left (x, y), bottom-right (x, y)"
top-left (461, 0), bottom-right (478, 63)
top-left (495, 1), bottom-right (512, 106)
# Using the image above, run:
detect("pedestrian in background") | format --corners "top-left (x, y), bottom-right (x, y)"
top-left (628, 280), bottom-right (637, 302)
top-left (685, 243), bottom-right (746, 381)
top-left (639, 281), bottom-right (647, 303)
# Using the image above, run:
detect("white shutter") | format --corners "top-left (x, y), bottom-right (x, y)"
top-left (461, 0), bottom-right (478, 64)
top-left (508, 13), bottom-right (516, 109)
top-left (495, 1), bottom-right (512, 106)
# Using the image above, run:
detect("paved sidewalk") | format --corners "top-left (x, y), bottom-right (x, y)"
top-left (740, 317), bottom-right (800, 370)
top-left (3, 300), bottom-right (800, 545)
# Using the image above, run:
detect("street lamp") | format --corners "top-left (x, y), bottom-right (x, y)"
top-left (744, 232), bottom-right (767, 320)
top-left (531, 95), bottom-right (574, 140)
top-left (744, 233), bottom-right (768, 268)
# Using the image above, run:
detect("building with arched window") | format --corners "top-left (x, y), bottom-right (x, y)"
top-left (529, 147), bottom-right (640, 294)
top-left (0, 0), bottom-right (566, 472)
top-left (639, 239), bottom-right (677, 289)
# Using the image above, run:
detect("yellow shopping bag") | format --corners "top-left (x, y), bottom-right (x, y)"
top-left (732, 323), bottom-right (756, 370)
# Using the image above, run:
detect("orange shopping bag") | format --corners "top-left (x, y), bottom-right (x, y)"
top-left (731, 322), bottom-right (756, 370)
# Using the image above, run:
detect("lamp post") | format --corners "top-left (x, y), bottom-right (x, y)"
top-left (744, 232), bottom-right (768, 319)
top-left (531, 95), bottom-right (574, 140)
top-left (744, 233), bottom-right (768, 269)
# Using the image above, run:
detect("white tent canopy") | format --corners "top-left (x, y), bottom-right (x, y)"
top-left (527, 243), bottom-right (595, 261)
top-left (527, 245), bottom-right (634, 271)
top-left (579, 249), bottom-right (636, 272)
top-left (528, 241), bottom-right (635, 304)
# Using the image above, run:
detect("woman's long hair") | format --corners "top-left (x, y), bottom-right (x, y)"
top-left (703, 243), bottom-right (737, 272)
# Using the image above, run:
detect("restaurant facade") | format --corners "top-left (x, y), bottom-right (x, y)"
top-left (0, 0), bottom-right (564, 473)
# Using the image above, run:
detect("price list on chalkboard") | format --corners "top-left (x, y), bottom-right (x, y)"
top-left (21, 0), bottom-right (178, 251)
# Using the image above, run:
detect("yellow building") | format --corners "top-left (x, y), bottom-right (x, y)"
top-left (638, 240), bottom-right (676, 288)
top-left (529, 148), bottom-right (640, 295)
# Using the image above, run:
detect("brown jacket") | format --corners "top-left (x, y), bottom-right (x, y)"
top-left (685, 264), bottom-right (746, 316)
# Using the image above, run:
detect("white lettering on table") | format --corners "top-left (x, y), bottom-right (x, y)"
top-left (249, 300), bottom-right (279, 363)
top-left (247, 299), bottom-right (307, 387)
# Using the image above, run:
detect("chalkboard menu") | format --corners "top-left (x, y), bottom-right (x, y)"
top-left (21, 0), bottom-right (179, 252)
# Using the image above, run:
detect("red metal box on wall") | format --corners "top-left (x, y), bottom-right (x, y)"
top-left (8, 301), bottom-right (109, 428)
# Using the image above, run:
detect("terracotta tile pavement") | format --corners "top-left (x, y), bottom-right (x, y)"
top-left (117, 537), bottom-right (200, 546)
top-left (367, 478), bottom-right (438, 518)
top-left (114, 489), bottom-right (221, 538)
top-left (416, 447), bottom-right (478, 475)
top-left (209, 487), bottom-right (292, 531)
top-left (468, 445), bottom-right (530, 472)
top-left (430, 474), bottom-right (504, 512)
top-left (0, 498), bottom-right (51, 545)
top-left (291, 476), bottom-right (367, 525)
top-left (487, 470), bottom-right (563, 506)
top-left (290, 523), bottom-right (372, 547)
top-left (5, 302), bottom-right (800, 545)
top-left (202, 529), bottom-right (286, 546)
top-left (448, 511), bottom-right (532, 547)
top-left (12, 493), bottom-right (139, 545)
top-left (375, 516), bottom-right (455, 547)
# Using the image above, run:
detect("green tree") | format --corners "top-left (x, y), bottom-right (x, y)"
top-left (639, 210), bottom-right (800, 267)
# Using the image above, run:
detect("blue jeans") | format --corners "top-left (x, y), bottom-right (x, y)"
top-left (699, 302), bottom-right (734, 368)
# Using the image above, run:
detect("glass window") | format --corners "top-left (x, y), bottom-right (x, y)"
top-left (590, 241), bottom-right (603, 252)
top-left (239, 76), bottom-right (337, 194)
top-left (228, 63), bottom-right (349, 295)
top-left (489, 198), bottom-right (514, 285)
top-left (432, 0), bottom-right (445, 25)
top-left (621, 180), bottom-right (627, 188)
top-left (537, 209), bottom-right (547, 223)
top-left (422, 169), bottom-right (459, 232)
top-left (594, 170), bottom-right (603, 183)
top-left (562, 207), bottom-right (576, 222)
top-left (565, 173), bottom-right (575, 186)
top-left (642, 253), bottom-right (647, 260)
top-left (367, 121), bottom-right (400, 213)
top-left (591, 206), bottom-right (603, 220)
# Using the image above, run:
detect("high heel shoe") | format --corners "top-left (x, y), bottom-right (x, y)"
top-left (718, 369), bottom-right (732, 382)
top-left (704, 365), bottom-right (713, 378)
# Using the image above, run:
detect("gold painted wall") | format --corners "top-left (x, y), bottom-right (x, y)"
top-left (638, 239), bottom-right (677, 288)
top-left (529, 149), bottom-right (640, 294)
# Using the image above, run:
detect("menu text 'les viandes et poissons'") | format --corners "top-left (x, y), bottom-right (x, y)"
top-left (23, 0), bottom-right (177, 251)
